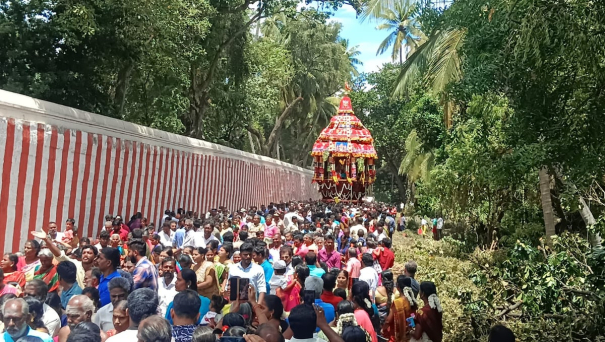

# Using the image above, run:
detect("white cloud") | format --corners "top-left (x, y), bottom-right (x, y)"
top-left (361, 55), bottom-right (392, 73)
top-left (328, 16), bottom-right (357, 27)
top-left (338, 5), bottom-right (358, 15)
top-left (356, 41), bottom-right (381, 55)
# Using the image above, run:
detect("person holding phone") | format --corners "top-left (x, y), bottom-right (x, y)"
top-left (304, 277), bottom-right (335, 331)
top-left (226, 243), bottom-right (266, 304)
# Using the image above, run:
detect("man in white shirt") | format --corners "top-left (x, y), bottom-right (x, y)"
top-left (359, 253), bottom-right (379, 298)
top-left (349, 217), bottom-right (365, 239)
top-left (106, 288), bottom-right (158, 342)
top-left (158, 222), bottom-right (175, 248)
top-left (227, 242), bottom-right (267, 303)
top-left (436, 217), bottom-right (444, 240)
top-left (191, 223), bottom-right (219, 248)
top-left (93, 277), bottom-right (130, 332)
top-left (157, 258), bottom-right (177, 316)
top-left (23, 280), bottom-right (61, 337)
top-left (284, 212), bottom-right (303, 232)
top-left (269, 234), bottom-right (283, 262)
top-left (372, 224), bottom-right (387, 242)
top-left (181, 220), bottom-right (200, 248)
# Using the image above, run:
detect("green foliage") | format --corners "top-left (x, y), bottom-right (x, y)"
top-left (350, 64), bottom-right (411, 202)
top-left (0, 0), bottom-right (212, 132)
top-left (394, 231), bottom-right (605, 342)
top-left (248, 10), bottom-right (355, 163)
top-left (245, 39), bottom-right (293, 125)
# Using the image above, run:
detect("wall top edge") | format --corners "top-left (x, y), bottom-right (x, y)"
top-left (0, 89), bottom-right (312, 175)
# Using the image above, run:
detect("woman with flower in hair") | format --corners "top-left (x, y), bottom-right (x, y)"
top-left (320, 300), bottom-right (372, 342)
top-left (375, 270), bottom-right (400, 325)
top-left (410, 281), bottom-right (443, 342)
top-left (383, 275), bottom-right (417, 342)
top-left (350, 281), bottom-right (378, 342)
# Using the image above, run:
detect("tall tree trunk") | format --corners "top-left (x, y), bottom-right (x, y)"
top-left (578, 196), bottom-right (601, 246)
top-left (539, 167), bottom-right (556, 242)
top-left (553, 168), bottom-right (601, 246)
top-left (399, 45), bottom-right (403, 65)
top-left (265, 97), bottom-right (303, 153)
top-left (248, 131), bottom-right (256, 154)
top-left (386, 157), bottom-right (407, 203)
top-left (114, 61), bottom-right (134, 117)
top-left (188, 9), bottom-right (266, 140)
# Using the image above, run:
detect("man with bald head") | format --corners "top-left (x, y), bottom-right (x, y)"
top-left (1, 298), bottom-right (53, 342)
top-left (257, 323), bottom-right (285, 342)
top-left (57, 295), bottom-right (106, 342)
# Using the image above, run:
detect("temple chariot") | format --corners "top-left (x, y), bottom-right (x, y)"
top-left (311, 91), bottom-right (378, 203)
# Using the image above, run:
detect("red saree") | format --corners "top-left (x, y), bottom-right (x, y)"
top-left (3, 271), bottom-right (26, 289)
top-left (415, 304), bottom-right (443, 342)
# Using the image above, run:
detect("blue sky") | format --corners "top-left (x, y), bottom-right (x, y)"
top-left (328, 6), bottom-right (393, 73)
top-left (296, 2), bottom-right (393, 73)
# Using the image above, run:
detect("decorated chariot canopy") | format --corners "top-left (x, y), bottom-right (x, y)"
top-left (311, 90), bottom-right (378, 203)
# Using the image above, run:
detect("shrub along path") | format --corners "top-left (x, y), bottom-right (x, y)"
top-left (391, 232), bottom-right (605, 341)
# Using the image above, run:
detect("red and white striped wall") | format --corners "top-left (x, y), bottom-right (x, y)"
top-left (0, 90), bottom-right (319, 254)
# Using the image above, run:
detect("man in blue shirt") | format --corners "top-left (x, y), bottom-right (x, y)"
top-left (2, 298), bottom-right (53, 342)
top-left (253, 246), bottom-right (273, 294)
top-left (304, 276), bottom-right (335, 332)
top-left (97, 247), bottom-right (123, 307)
top-left (173, 219), bottom-right (189, 249)
top-left (305, 252), bottom-right (326, 278)
top-left (57, 261), bottom-right (82, 309)
top-left (337, 229), bottom-right (354, 255)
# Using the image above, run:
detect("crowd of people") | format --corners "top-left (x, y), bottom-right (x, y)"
top-left (0, 201), bottom-right (517, 342)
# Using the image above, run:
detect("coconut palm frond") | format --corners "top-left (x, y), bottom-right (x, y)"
top-left (360, 0), bottom-right (399, 22)
top-left (392, 29), bottom-right (441, 97)
top-left (363, 0), bottom-right (423, 63)
top-left (426, 28), bottom-right (466, 94)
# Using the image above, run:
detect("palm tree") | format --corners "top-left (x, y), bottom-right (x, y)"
top-left (340, 39), bottom-right (363, 76)
top-left (362, 0), bottom-right (424, 64)
top-left (399, 129), bottom-right (434, 203)
top-left (393, 27), bottom-right (466, 126)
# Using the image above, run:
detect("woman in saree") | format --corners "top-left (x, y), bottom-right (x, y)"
top-left (17, 240), bottom-right (41, 281)
top-left (383, 276), bottom-right (417, 342)
top-left (410, 281), bottom-right (443, 342)
top-left (33, 249), bottom-right (59, 292)
top-left (1, 253), bottom-right (26, 289)
top-left (215, 243), bottom-right (233, 292)
top-left (376, 270), bottom-right (400, 326)
top-left (192, 247), bottom-right (220, 299)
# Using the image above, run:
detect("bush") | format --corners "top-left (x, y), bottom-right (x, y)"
top-left (392, 232), bottom-right (605, 341)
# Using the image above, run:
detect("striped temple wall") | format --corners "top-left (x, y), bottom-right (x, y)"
top-left (0, 89), bottom-right (319, 254)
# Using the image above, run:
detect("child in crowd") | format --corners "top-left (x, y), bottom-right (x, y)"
top-left (269, 261), bottom-right (288, 295)
top-left (201, 295), bottom-right (227, 327)
top-left (284, 232), bottom-right (294, 246)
